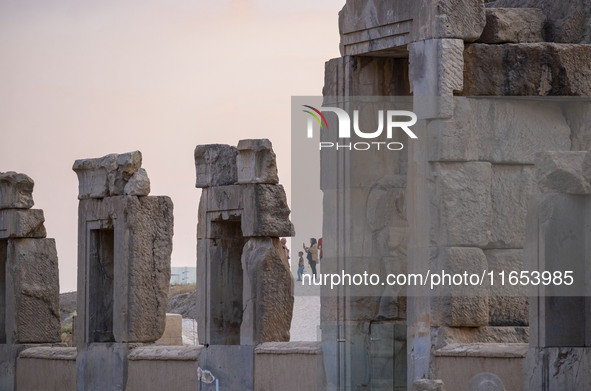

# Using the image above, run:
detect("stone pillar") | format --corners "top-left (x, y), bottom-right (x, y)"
top-left (194, 139), bottom-right (294, 390)
top-left (321, 56), bottom-right (411, 391)
top-left (0, 172), bottom-right (61, 391)
top-left (525, 151), bottom-right (591, 390)
top-left (73, 151), bottom-right (173, 391)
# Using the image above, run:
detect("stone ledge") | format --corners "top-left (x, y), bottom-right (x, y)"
top-left (255, 341), bottom-right (321, 355)
top-left (128, 345), bottom-right (202, 361)
top-left (19, 346), bottom-right (76, 361)
top-left (434, 342), bottom-right (528, 358)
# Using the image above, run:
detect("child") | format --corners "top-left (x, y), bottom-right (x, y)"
top-left (297, 251), bottom-right (305, 281)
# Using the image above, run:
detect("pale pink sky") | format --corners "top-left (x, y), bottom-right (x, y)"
top-left (0, 0), bottom-right (343, 292)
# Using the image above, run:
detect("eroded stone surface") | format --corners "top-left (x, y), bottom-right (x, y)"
top-left (427, 99), bottom-right (571, 164)
top-left (7, 238), bottom-right (61, 344)
top-left (0, 172), bottom-right (34, 210)
top-left (338, 0), bottom-right (486, 56)
top-left (410, 39), bottom-right (464, 119)
top-left (478, 8), bottom-right (545, 43)
top-left (487, 0), bottom-right (591, 43)
top-left (0, 209), bottom-right (46, 239)
top-left (432, 247), bottom-right (489, 327)
top-left (242, 184), bottom-right (295, 237)
top-left (124, 196), bottom-right (174, 342)
top-left (237, 139), bottom-right (279, 184)
top-left (73, 151), bottom-right (146, 199)
top-left (194, 144), bottom-right (237, 188)
top-left (241, 237), bottom-right (293, 345)
top-left (124, 168), bottom-right (150, 196)
top-left (484, 250), bottom-right (528, 326)
top-left (536, 151), bottom-right (590, 194)
top-left (433, 162), bottom-right (492, 247)
top-left (488, 165), bottom-right (536, 248)
top-left (463, 43), bottom-right (591, 96)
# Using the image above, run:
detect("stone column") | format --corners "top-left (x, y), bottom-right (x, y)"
top-left (194, 139), bottom-right (294, 390)
top-left (0, 172), bottom-right (61, 391)
top-left (73, 151), bottom-right (173, 391)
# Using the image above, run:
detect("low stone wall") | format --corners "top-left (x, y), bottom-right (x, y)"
top-left (17, 347), bottom-right (76, 391)
top-left (15, 342), bottom-right (322, 391)
top-left (127, 346), bottom-right (200, 391)
top-left (434, 343), bottom-right (528, 391)
top-left (254, 342), bottom-right (323, 391)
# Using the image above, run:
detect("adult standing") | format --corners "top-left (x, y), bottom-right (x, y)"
top-left (303, 238), bottom-right (319, 279)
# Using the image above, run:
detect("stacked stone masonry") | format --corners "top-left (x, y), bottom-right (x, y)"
top-left (73, 151), bottom-right (173, 391)
top-left (0, 171), bottom-right (61, 391)
top-left (194, 139), bottom-right (294, 390)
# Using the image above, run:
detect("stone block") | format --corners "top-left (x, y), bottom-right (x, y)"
top-left (0, 344), bottom-right (28, 391)
top-left (0, 172), bottom-right (34, 210)
top-left (433, 162), bottom-right (492, 247)
top-left (487, 0), bottom-right (591, 43)
top-left (73, 151), bottom-right (145, 199)
top-left (432, 247), bottom-right (489, 327)
top-left (417, 0), bottom-right (486, 42)
top-left (122, 196), bottom-right (173, 342)
top-left (123, 168), bottom-right (150, 196)
top-left (241, 238), bottom-right (293, 345)
top-left (0, 209), bottom-right (46, 239)
top-left (410, 39), bottom-right (464, 119)
top-left (194, 144), bottom-right (237, 188)
top-left (76, 343), bottom-right (127, 391)
top-left (241, 184), bottom-right (294, 237)
top-left (197, 345), bottom-right (254, 391)
top-left (236, 139), bottom-right (279, 184)
top-left (338, 0), bottom-right (485, 56)
top-left (411, 379), bottom-right (447, 391)
top-left (564, 100), bottom-right (591, 151)
top-left (72, 154), bottom-right (117, 199)
top-left (6, 238), bottom-right (61, 344)
top-left (488, 165), bottom-right (536, 248)
top-left (111, 151), bottom-right (143, 196)
top-left (478, 8), bottom-right (545, 43)
top-left (427, 99), bottom-right (571, 164)
top-left (484, 250), bottom-right (528, 326)
top-left (536, 151), bottom-right (590, 194)
top-left (463, 43), bottom-right (591, 96)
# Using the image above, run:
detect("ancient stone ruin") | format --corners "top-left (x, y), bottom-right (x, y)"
top-left (194, 138), bottom-right (294, 389)
top-left (72, 151), bottom-right (173, 390)
top-left (0, 171), bottom-right (60, 391)
top-left (320, 0), bottom-right (591, 390)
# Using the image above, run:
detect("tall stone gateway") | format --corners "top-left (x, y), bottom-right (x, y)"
top-left (524, 151), bottom-right (591, 390)
top-left (195, 139), bottom-right (294, 390)
top-left (73, 151), bottom-right (173, 391)
top-left (0, 171), bottom-right (61, 391)
top-left (321, 1), bottom-right (591, 390)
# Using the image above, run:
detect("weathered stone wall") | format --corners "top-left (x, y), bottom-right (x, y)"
top-left (0, 171), bottom-right (61, 391)
top-left (324, 0), bottom-right (591, 389)
top-left (194, 139), bottom-right (294, 390)
top-left (73, 151), bottom-right (173, 391)
top-left (15, 343), bottom-right (323, 391)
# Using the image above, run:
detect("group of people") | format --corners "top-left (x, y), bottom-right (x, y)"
top-left (280, 237), bottom-right (323, 281)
